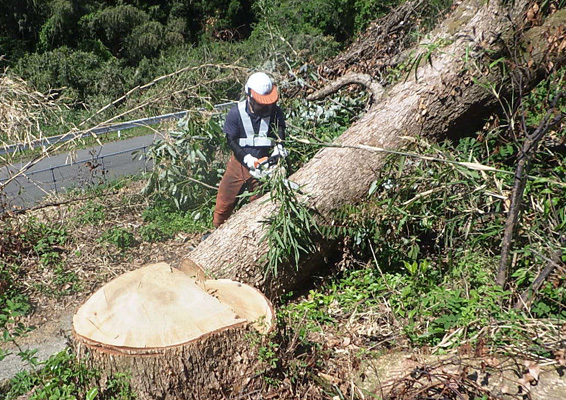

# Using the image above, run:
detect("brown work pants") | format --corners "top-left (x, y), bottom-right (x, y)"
top-left (213, 155), bottom-right (261, 228)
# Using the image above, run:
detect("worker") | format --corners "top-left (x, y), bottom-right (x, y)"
top-left (212, 72), bottom-right (287, 228)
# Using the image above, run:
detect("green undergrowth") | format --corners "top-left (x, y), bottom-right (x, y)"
top-left (2, 349), bottom-right (135, 400)
top-left (95, 200), bottom-right (213, 251)
top-left (0, 265), bottom-right (33, 363)
top-left (282, 254), bottom-right (516, 348)
top-left (258, 68), bottom-right (565, 376)
top-left (138, 200), bottom-right (213, 242)
top-left (4, 217), bottom-right (82, 299)
top-left (0, 216), bottom-right (79, 364)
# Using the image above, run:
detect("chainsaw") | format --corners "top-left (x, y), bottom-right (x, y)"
top-left (252, 154), bottom-right (281, 179)
top-left (252, 155), bottom-right (300, 191)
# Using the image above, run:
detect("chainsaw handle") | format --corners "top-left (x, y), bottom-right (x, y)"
top-left (254, 157), bottom-right (269, 168)
top-left (255, 155), bottom-right (281, 169)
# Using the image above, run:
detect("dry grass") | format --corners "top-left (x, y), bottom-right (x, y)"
top-left (0, 74), bottom-right (60, 147)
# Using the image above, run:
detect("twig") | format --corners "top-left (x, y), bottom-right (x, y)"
top-left (1, 192), bottom-right (116, 216)
top-left (78, 62), bottom-right (246, 128)
top-left (368, 240), bottom-right (399, 324)
top-left (514, 245), bottom-right (564, 310)
top-left (287, 134), bottom-right (566, 189)
top-left (183, 177), bottom-right (218, 191)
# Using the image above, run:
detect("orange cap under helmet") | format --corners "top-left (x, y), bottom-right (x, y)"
top-left (245, 72), bottom-right (278, 105)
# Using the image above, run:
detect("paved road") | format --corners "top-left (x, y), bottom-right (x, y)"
top-left (0, 134), bottom-right (156, 211)
top-left (0, 313), bottom-right (72, 386)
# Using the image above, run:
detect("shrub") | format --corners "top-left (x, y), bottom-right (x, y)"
top-left (2, 348), bottom-right (136, 400)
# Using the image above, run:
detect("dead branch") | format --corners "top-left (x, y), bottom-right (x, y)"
top-left (0, 192), bottom-right (116, 217)
top-left (0, 74), bottom-right (61, 146)
top-left (0, 63), bottom-right (246, 193)
top-left (319, 0), bottom-right (426, 79)
top-left (514, 244), bottom-right (564, 310)
top-left (497, 91), bottom-right (565, 287)
top-left (306, 72), bottom-right (384, 102)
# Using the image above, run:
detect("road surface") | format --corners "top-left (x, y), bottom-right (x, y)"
top-left (0, 134), bottom-right (156, 211)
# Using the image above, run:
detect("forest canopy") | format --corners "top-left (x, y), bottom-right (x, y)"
top-left (0, 0), bottom-right (401, 117)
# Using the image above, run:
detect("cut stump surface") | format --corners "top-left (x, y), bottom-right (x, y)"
top-left (72, 262), bottom-right (274, 399)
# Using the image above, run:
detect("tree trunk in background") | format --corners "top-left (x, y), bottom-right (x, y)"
top-left (187, 0), bottom-right (565, 298)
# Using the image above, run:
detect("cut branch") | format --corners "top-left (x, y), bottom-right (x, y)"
top-left (514, 245), bottom-right (564, 310)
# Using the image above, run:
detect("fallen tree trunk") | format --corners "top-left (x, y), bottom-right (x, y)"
top-left (187, 0), bottom-right (565, 298)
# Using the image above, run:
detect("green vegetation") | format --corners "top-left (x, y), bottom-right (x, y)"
top-left (21, 219), bottom-right (83, 297)
top-left (1, 0), bottom-right (400, 141)
top-left (3, 349), bottom-right (135, 400)
top-left (274, 67), bottom-right (566, 354)
top-left (75, 200), bottom-right (106, 225)
top-left (142, 112), bottom-right (226, 211)
top-left (0, 0), bottom-right (565, 398)
top-left (139, 200), bottom-right (212, 242)
top-left (0, 269), bottom-right (32, 362)
top-left (242, 68), bottom-right (565, 395)
top-left (260, 165), bottom-right (322, 276)
top-left (100, 226), bottom-right (137, 250)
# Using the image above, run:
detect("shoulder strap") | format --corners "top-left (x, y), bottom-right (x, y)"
top-left (237, 101), bottom-right (272, 147)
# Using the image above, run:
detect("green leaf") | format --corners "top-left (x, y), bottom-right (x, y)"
top-left (86, 387), bottom-right (98, 400)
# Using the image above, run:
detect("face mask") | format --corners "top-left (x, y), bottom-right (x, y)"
top-left (250, 100), bottom-right (273, 117)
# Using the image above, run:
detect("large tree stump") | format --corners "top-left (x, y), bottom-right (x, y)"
top-left (72, 262), bottom-right (274, 399)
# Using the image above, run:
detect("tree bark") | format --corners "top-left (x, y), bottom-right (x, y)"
top-left (187, 1), bottom-right (565, 298)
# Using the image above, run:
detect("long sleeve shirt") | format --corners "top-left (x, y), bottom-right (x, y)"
top-left (223, 100), bottom-right (286, 164)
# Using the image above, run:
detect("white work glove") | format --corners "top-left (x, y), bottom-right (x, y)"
top-left (243, 154), bottom-right (259, 170)
top-left (271, 144), bottom-right (288, 158)
top-left (249, 168), bottom-right (263, 179)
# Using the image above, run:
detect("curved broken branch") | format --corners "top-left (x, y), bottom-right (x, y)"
top-left (306, 72), bottom-right (384, 102)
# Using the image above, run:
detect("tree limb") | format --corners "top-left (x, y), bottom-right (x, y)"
top-left (306, 72), bottom-right (384, 102)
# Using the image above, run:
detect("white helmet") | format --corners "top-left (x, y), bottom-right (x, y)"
top-left (244, 72), bottom-right (278, 104)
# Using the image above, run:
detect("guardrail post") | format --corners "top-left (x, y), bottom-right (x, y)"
top-left (100, 156), bottom-right (106, 181)
top-left (143, 146), bottom-right (148, 172)
top-left (51, 168), bottom-right (58, 194)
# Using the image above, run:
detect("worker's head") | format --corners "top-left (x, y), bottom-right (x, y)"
top-left (245, 72), bottom-right (278, 117)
